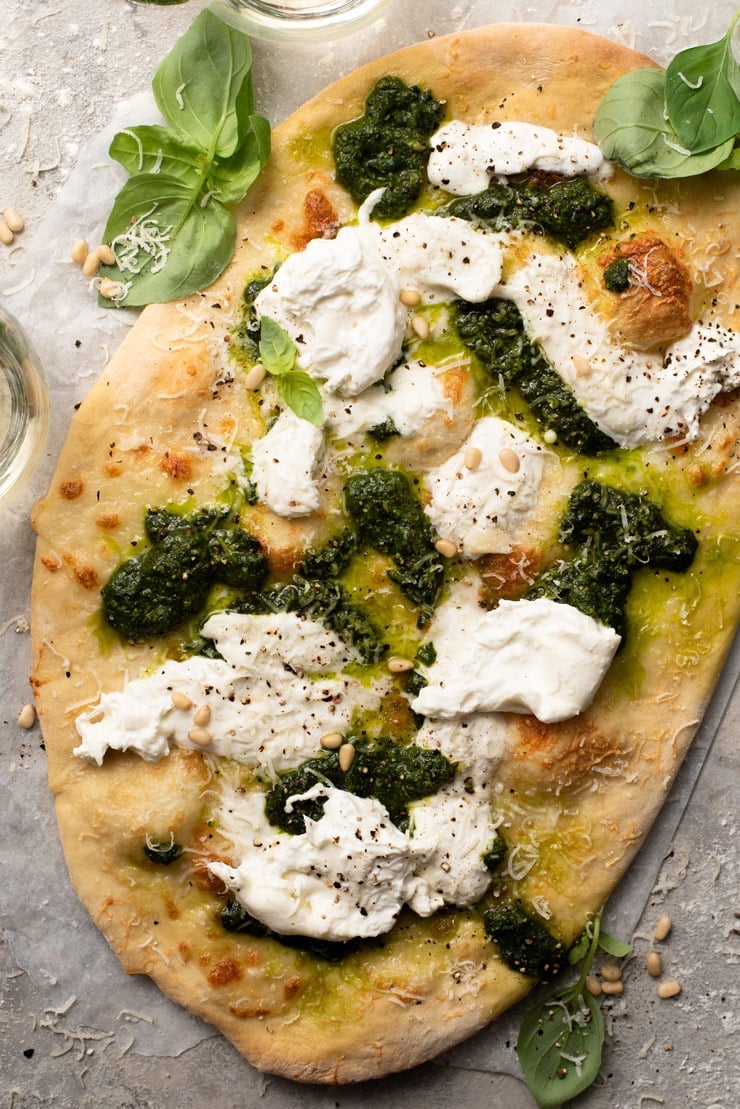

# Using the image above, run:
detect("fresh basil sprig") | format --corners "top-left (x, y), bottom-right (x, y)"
top-left (593, 12), bottom-right (740, 178)
top-left (99, 10), bottom-right (270, 307)
top-left (258, 317), bottom-right (324, 428)
top-left (516, 909), bottom-right (630, 1107)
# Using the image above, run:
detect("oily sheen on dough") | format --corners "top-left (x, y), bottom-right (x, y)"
top-left (30, 24), bottom-right (739, 1083)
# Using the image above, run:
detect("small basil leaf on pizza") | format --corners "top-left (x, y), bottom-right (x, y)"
top-left (276, 371), bottom-right (324, 428)
top-left (258, 316), bottom-right (297, 375)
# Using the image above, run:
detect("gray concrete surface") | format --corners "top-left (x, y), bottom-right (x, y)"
top-left (1, 2), bottom-right (738, 1106)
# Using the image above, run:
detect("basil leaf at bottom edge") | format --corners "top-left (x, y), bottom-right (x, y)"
top-left (100, 174), bottom-right (235, 307)
top-left (516, 987), bottom-right (604, 1108)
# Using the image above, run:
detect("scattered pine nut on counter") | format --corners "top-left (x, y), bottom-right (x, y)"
top-left (654, 915), bottom-right (672, 942)
top-left (2, 207), bottom-right (24, 232)
top-left (71, 239), bottom-right (88, 264)
top-left (17, 703), bottom-right (36, 729)
top-left (646, 952), bottom-right (662, 977)
top-left (657, 981), bottom-right (682, 999)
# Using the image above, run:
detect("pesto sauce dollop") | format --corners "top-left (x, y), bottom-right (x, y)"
top-left (527, 480), bottom-right (698, 637)
top-left (264, 737), bottom-right (458, 834)
top-left (344, 468), bottom-right (445, 624)
top-left (443, 175), bottom-right (614, 250)
top-left (101, 506), bottom-right (267, 641)
top-left (332, 76), bottom-right (444, 220)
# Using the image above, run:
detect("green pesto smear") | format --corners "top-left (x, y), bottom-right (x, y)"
top-left (527, 480), bottom-right (698, 638)
top-left (101, 505), bottom-right (267, 641)
top-left (332, 76), bottom-right (445, 220)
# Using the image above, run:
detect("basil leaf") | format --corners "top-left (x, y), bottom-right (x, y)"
top-left (249, 114), bottom-right (272, 168)
top-left (276, 371), bottom-right (324, 427)
top-left (568, 932), bottom-right (590, 965)
top-left (717, 145), bottom-right (740, 170)
top-left (208, 126), bottom-right (268, 204)
top-left (594, 68), bottom-right (734, 178)
top-left (152, 9), bottom-right (253, 158)
top-left (598, 930), bottom-right (631, 958)
top-left (665, 14), bottom-right (740, 153)
top-left (259, 316), bottom-right (296, 375)
top-left (109, 125), bottom-right (204, 182)
top-left (517, 987), bottom-right (604, 1108)
top-left (101, 175), bottom-right (235, 307)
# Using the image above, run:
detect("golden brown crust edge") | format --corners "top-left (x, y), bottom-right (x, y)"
top-left (30, 22), bottom-right (740, 1084)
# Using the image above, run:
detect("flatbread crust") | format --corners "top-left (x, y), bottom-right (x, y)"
top-left (30, 24), bottom-right (739, 1084)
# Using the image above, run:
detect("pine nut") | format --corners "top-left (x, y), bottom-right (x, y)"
top-left (646, 952), bottom-right (662, 977)
top-left (71, 239), bottom-right (88, 264)
top-left (82, 250), bottom-right (100, 277)
top-left (657, 980), bottom-right (681, 999)
top-left (585, 976), bottom-right (602, 997)
top-left (0, 222), bottom-right (13, 246)
top-left (17, 703), bottom-right (36, 729)
top-left (498, 447), bottom-right (520, 473)
top-left (600, 964), bottom-right (622, 982)
top-left (434, 538), bottom-right (457, 558)
top-left (388, 656), bottom-right (414, 673)
top-left (193, 703), bottom-right (211, 727)
top-left (320, 732), bottom-right (343, 750)
top-left (654, 915), bottom-right (672, 942)
top-left (3, 207), bottom-right (24, 233)
top-left (399, 288), bottom-right (421, 307)
top-left (99, 278), bottom-right (120, 300)
top-left (464, 446), bottom-right (483, 470)
top-left (188, 727), bottom-right (212, 747)
top-left (97, 244), bottom-right (116, 266)
top-left (338, 742), bottom-right (355, 771)
top-left (244, 364), bottom-right (266, 390)
top-left (411, 315), bottom-right (429, 340)
top-left (543, 429), bottom-right (558, 444)
top-left (171, 691), bottom-right (193, 711)
top-left (572, 354), bottom-right (592, 377)
top-left (601, 980), bottom-right (624, 995)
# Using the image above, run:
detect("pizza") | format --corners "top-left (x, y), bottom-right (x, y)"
top-left (30, 22), bottom-right (739, 1086)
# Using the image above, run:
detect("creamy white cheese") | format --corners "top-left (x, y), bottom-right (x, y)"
top-left (409, 783), bottom-right (499, 909)
top-left (410, 586), bottom-right (620, 723)
top-left (424, 415), bottom-right (549, 556)
top-left (428, 120), bottom-right (610, 195)
top-left (323, 358), bottom-right (452, 441)
top-left (254, 224), bottom-right (406, 396)
top-left (208, 784), bottom-right (434, 940)
top-left (371, 213), bottom-right (504, 303)
top-left (74, 612), bottom-right (378, 772)
top-left (408, 715), bottom-right (509, 908)
top-left (251, 408), bottom-right (324, 517)
top-left (504, 250), bottom-right (740, 446)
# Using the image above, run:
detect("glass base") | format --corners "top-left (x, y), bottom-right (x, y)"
top-left (0, 306), bottom-right (49, 508)
top-left (212, 0), bottom-right (389, 41)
